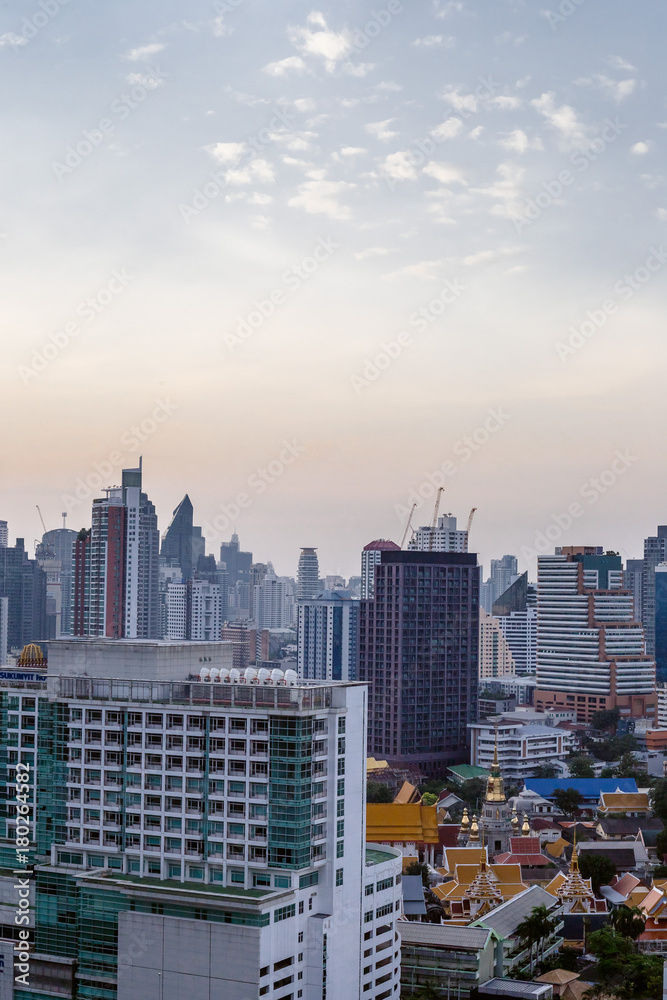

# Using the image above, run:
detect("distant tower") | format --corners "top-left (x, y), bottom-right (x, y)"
top-left (297, 548), bottom-right (320, 599)
top-left (361, 540), bottom-right (401, 600)
top-left (0, 521), bottom-right (7, 547)
top-left (160, 495), bottom-right (194, 581)
top-left (481, 734), bottom-right (513, 857)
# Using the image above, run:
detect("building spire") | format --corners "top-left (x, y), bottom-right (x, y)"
top-left (485, 726), bottom-right (506, 803)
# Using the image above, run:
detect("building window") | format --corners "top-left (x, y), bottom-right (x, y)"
top-left (336, 869), bottom-right (344, 886)
top-left (274, 904), bottom-right (296, 923)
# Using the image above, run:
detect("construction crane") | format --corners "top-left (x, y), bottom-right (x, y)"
top-left (466, 507), bottom-right (477, 535)
top-left (428, 487), bottom-right (444, 551)
top-left (400, 502), bottom-right (417, 549)
top-left (36, 505), bottom-right (48, 536)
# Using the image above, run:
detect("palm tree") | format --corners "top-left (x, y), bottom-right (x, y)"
top-left (610, 905), bottom-right (645, 944)
top-left (516, 905), bottom-right (559, 972)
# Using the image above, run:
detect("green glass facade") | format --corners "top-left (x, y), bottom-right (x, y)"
top-left (268, 716), bottom-right (313, 869)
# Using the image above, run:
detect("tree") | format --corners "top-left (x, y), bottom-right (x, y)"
top-left (418, 777), bottom-right (447, 797)
top-left (614, 752), bottom-right (648, 782)
top-left (650, 777), bottom-right (667, 820)
top-left (404, 861), bottom-right (430, 887)
top-left (536, 763), bottom-right (558, 779)
top-left (610, 905), bottom-right (646, 943)
top-left (655, 829), bottom-right (667, 861)
top-left (459, 777), bottom-right (487, 811)
top-left (553, 787), bottom-right (584, 818)
top-left (366, 781), bottom-right (393, 803)
top-left (568, 755), bottom-right (595, 778)
top-left (578, 853), bottom-right (617, 893)
top-left (516, 904), bottom-right (559, 972)
top-left (592, 708), bottom-right (620, 734)
top-left (421, 792), bottom-right (438, 806)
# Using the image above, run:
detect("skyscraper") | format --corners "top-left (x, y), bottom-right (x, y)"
top-left (361, 539), bottom-right (401, 600)
top-left (479, 608), bottom-right (516, 680)
top-left (492, 572), bottom-right (537, 676)
top-left (74, 462), bottom-right (160, 638)
top-left (297, 547), bottom-right (320, 599)
top-left (219, 532), bottom-right (253, 588)
top-left (254, 565), bottom-right (293, 629)
top-left (625, 557), bottom-right (644, 622)
top-left (407, 514), bottom-right (469, 553)
top-left (642, 526), bottom-right (667, 656)
top-left (535, 546), bottom-right (657, 724)
top-left (480, 554), bottom-right (520, 612)
top-left (297, 589), bottom-right (359, 681)
top-left (0, 536), bottom-right (48, 651)
top-left (0, 521), bottom-right (7, 547)
top-left (36, 527), bottom-right (78, 636)
top-left (359, 549), bottom-right (479, 774)
top-left (160, 494), bottom-right (194, 580)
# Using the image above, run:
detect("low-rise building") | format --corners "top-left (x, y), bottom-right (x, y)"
top-left (469, 885), bottom-right (563, 977)
top-left (469, 722), bottom-right (574, 783)
top-left (399, 922), bottom-right (497, 999)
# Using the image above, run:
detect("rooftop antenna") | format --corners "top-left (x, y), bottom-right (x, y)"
top-left (62, 512), bottom-right (68, 529)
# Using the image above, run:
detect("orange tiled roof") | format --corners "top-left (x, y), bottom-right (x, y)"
top-left (393, 781), bottom-right (421, 805)
top-left (441, 847), bottom-right (487, 874)
top-left (366, 803), bottom-right (440, 844)
top-left (547, 837), bottom-right (569, 858)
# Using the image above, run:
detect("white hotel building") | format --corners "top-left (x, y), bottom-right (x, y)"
top-left (0, 640), bottom-right (402, 1000)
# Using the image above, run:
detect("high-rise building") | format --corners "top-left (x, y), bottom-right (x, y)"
top-left (0, 639), bottom-right (401, 1000)
top-left (188, 579), bottom-right (222, 640)
top-left (361, 539), bottom-right (401, 600)
top-left (297, 589), bottom-right (359, 681)
top-left (254, 566), bottom-right (293, 630)
top-left (625, 557), bottom-right (644, 623)
top-left (479, 609), bottom-right (516, 681)
top-left (492, 574), bottom-right (537, 676)
top-left (655, 564), bottom-right (667, 685)
top-left (36, 527), bottom-right (78, 636)
top-left (408, 514), bottom-right (469, 553)
top-left (219, 532), bottom-right (253, 588)
top-left (297, 547), bottom-right (320, 599)
top-left (642, 526), bottom-right (667, 656)
top-left (0, 596), bottom-right (7, 664)
top-left (480, 555), bottom-right (519, 612)
top-left (160, 494), bottom-right (194, 580)
top-left (359, 549), bottom-right (479, 774)
top-left (73, 462), bottom-right (160, 639)
top-left (535, 546), bottom-right (657, 724)
top-left (0, 536), bottom-right (48, 651)
top-left (0, 521), bottom-right (7, 547)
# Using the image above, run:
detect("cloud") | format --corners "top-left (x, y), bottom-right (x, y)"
top-left (288, 178), bottom-right (354, 219)
top-left (489, 95), bottom-right (522, 110)
top-left (366, 119), bottom-right (398, 141)
top-left (226, 159), bottom-right (275, 185)
top-left (423, 161), bottom-right (467, 186)
top-left (125, 72), bottom-right (165, 90)
top-left (433, 0), bottom-right (464, 17)
top-left (398, 260), bottom-right (445, 280)
top-left (211, 16), bottom-right (230, 37)
top-left (413, 35), bottom-right (456, 48)
top-left (531, 92), bottom-right (588, 149)
top-left (471, 161), bottom-right (526, 219)
top-left (123, 43), bottom-right (165, 61)
top-left (355, 247), bottom-right (390, 260)
top-left (340, 147), bottom-right (366, 156)
top-left (206, 142), bottom-right (247, 165)
top-left (608, 55), bottom-right (636, 72)
top-left (577, 73), bottom-right (636, 102)
top-left (250, 215), bottom-right (272, 230)
top-left (263, 56), bottom-right (307, 76)
top-left (376, 81), bottom-right (402, 92)
top-left (288, 12), bottom-right (353, 72)
top-left (657, 208), bottom-right (667, 221)
top-left (293, 98), bottom-right (316, 112)
top-left (342, 62), bottom-right (375, 78)
top-left (440, 87), bottom-right (478, 114)
top-left (469, 126), bottom-right (484, 139)
top-left (431, 118), bottom-right (463, 140)
top-left (461, 246), bottom-right (521, 266)
top-left (0, 32), bottom-right (27, 48)
top-left (630, 142), bottom-right (650, 156)
top-left (382, 152), bottom-right (418, 182)
top-left (499, 129), bottom-right (543, 154)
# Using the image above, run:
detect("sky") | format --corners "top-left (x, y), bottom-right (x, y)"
top-left (1, 0), bottom-right (666, 580)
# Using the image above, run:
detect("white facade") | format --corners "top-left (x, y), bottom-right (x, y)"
top-left (469, 720), bottom-right (574, 782)
top-left (189, 581), bottom-right (222, 640)
top-left (479, 609), bottom-right (516, 680)
top-left (658, 683), bottom-right (667, 728)
top-left (497, 609), bottom-right (537, 676)
top-left (537, 553), bottom-right (655, 698)
top-left (255, 569), bottom-right (293, 629)
top-left (0, 521), bottom-right (7, 547)
top-left (297, 592), bottom-right (359, 681)
top-left (165, 582), bottom-right (187, 638)
top-left (0, 597), bottom-right (7, 666)
top-left (2, 641), bottom-right (402, 1000)
top-left (408, 515), bottom-right (468, 553)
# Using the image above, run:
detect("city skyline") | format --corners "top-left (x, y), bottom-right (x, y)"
top-left (2, 1), bottom-right (666, 580)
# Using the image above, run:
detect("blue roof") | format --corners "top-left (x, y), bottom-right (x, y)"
top-left (523, 778), bottom-right (638, 799)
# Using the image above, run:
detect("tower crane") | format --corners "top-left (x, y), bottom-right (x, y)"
top-left (466, 507), bottom-right (477, 535)
top-left (400, 502), bottom-right (417, 549)
top-left (428, 487), bottom-right (444, 551)
top-left (36, 505), bottom-right (48, 535)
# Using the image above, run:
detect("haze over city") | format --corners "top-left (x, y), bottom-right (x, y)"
top-left (2, 0), bottom-right (665, 577)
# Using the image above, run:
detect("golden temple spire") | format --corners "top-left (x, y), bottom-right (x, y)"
top-left (469, 813), bottom-right (480, 843)
top-left (460, 807), bottom-right (470, 836)
top-left (521, 812), bottom-right (530, 837)
top-left (485, 726), bottom-right (506, 803)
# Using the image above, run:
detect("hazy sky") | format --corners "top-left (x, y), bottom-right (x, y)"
top-left (2, 0), bottom-right (666, 580)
